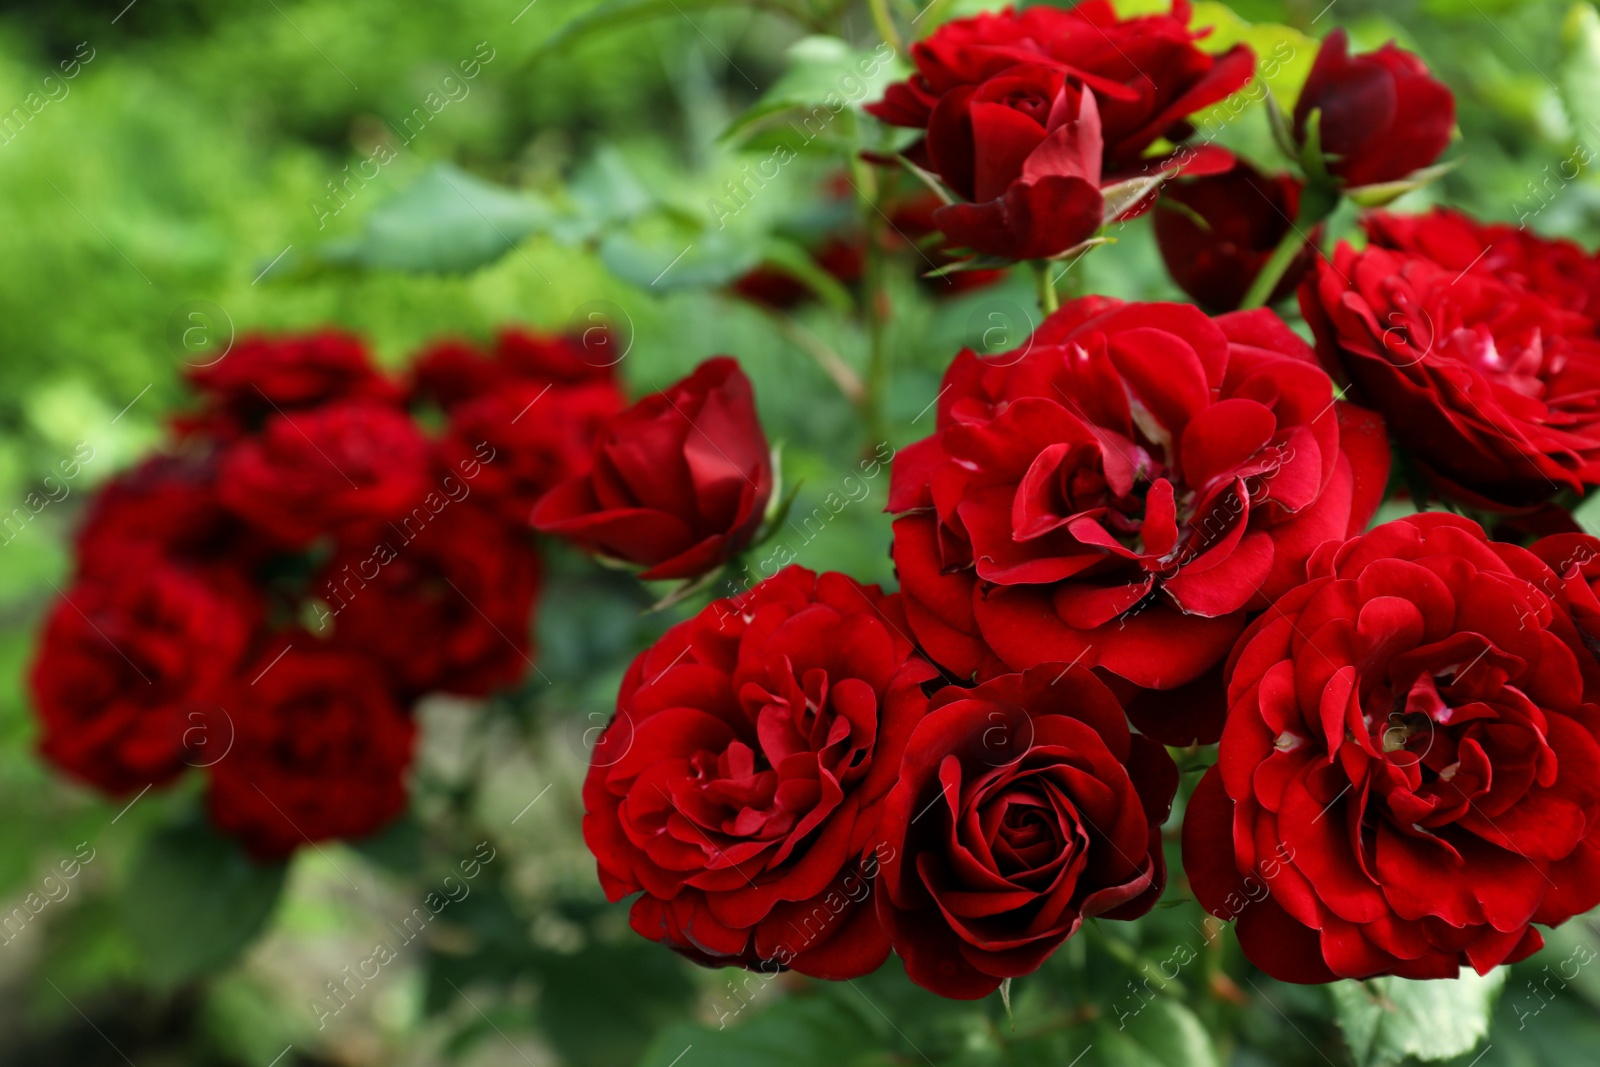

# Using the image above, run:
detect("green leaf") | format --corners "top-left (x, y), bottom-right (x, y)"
top-left (1092, 998), bottom-right (1222, 1067)
top-left (722, 36), bottom-right (904, 146)
top-left (319, 162), bottom-right (551, 274)
top-left (637, 993), bottom-right (879, 1067)
top-left (535, 0), bottom-right (759, 60)
top-left (1563, 3), bottom-right (1600, 136)
top-left (1331, 968), bottom-right (1507, 1067)
top-left (121, 819), bottom-right (288, 987)
top-left (599, 227), bottom-right (761, 291)
top-left (1188, 5), bottom-right (1318, 114)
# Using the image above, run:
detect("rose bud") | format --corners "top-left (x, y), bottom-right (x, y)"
top-left (1155, 162), bottom-right (1319, 311)
top-left (889, 297), bottom-right (1389, 743)
top-left (1292, 29), bottom-right (1454, 190)
top-left (876, 664), bottom-right (1176, 998)
top-left (582, 567), bottom-right (939, 979)
top-left (533, 357), bottom-right (773, 581)
top-left (868, 2), bottom-right (1252, 179)
top-left (31, 556), bottom-right (260, 794)
top-left (181, 331), bottom-right (401, 440)
top-left (216, 400), bottom-right (435, 548)
top-left (1365, 207), bottom-right (1600, 320)
top-left (1184, 513), bottom-right (1600, 982)
top-left (207, 642), bottom-right (416, 860)
top-left (1301, 242), bottom-right (1600, 510)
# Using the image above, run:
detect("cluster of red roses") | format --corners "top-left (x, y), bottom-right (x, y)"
top-left (29, 330), bottom-right (599, 856)
top-left (578, 1), bottom-right (1600, 1003)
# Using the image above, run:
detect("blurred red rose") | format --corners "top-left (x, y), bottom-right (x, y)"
top-left (208, 642), bottom-right (415, 860)
top-left (921, 65), bottom-right (1109, 261)
top-left (889, 298), bottom-right (1388, 743)
top-left (217, 401), bottom-right (434, 547)
top-left (182, 331), bottom-right (402, 439)
top-left (868, 1), bottom-right (1252, 177)
top-left (1155, 162), bottom-right (1318, 311)
top-left (410, 326), bottom-right (620, 411)
top-left (533, 357), bottom-right (773, 581)
top-left (1301, 242), bottom-right (1600, 509)
top-left (1293, 29), bottom-right (1454, 189)
top-left (876, 664), bottom-right (1176, 998)
top-left (1365, 207), bottom-right (1600, 320)
top-left (319, 503), bottom-right (542, 698)
top-left (75, 453), bottom-right (263, 573)
top-left (31, 557), bottom-right (259, 795)
top-left (1184, 514), bottom-right (1600, 982)
top-left (582, 566), bottom-right (938, 978)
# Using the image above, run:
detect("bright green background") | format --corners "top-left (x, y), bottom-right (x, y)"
top-left (1, 0), bottom-right (1598, 1064)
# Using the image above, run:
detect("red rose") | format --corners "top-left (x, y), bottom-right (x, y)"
top-left (869, 2), bottom-right (1252, 177)
top-left (1365, 207), bottom-right (1600, 320)
top-left (1301, 242), bottom-right (1600, 509)
top-left (217, 401), bottom-right (434, 547)
top-left (1292, 29), bottom-right (1454, 189)
top-left (875, 665), bottom-right (1177, 998)
top-left (1184, 514), bottom-right (1600, 982)
top-left (533, 357), bottom-right (773, 581)
top-left (207, 642), bottom-right (415, 860)
top-left (319, 503), bottom-right (542, 698)
top-left (888, 192), bottom-right (1007, 293)
top-left (1155, 162), bottom-right (1318, 311)
top-left (923, 65), bottom-right (1109, 261)
top-left (31, 557), bottom-right (260, 794)
top-left (75, 453), bottom-right (261, 573)
top-left (1531, 533), bottom-right (1600, 645)
top-left (582, 566), bottom-right (938, 979)
top-left (440, 378), bottom-right (626, 526)
top-left (410, 327), bottom-right (619, 411)
top-left (889, 297), bottom-right (1388, 742)
top-left (183, 331), bottom-right (401, 438)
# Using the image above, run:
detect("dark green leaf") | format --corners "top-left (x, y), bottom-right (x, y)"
top-left (121, 819), bottom-right (287, 987)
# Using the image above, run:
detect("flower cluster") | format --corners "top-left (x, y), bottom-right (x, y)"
top-left (32, 327), bottom-right (617, 859)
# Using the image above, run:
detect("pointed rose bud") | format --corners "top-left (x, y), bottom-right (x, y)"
top-left (1292, 29), bottom-right (1454, 190)
top-left (533, 357), bottom-right (773, 580)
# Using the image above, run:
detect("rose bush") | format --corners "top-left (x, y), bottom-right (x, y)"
top-left (1184, 513), bottom-right (1600, 982)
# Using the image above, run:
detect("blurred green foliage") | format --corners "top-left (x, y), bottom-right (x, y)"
top-left (2, 0), bottom-right (1600, 1064)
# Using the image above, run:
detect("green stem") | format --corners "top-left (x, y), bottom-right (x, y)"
top-left (867, 0), bottom-right (902, 54)
top-left (1034, 260), bottom-right (1060, 315)
top-left (1239, 183), bottom-right (1339, 310)
top-left (848, 117), bottom-right (890, 452)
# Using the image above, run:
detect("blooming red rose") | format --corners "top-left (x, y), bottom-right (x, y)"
top-left (1301, 242), bottom-right (1600, 509)
top-left (1292, 29), bottom-right (1454, 189)
top-left (875, 664), bottom-right (1177, 998)
top-left (533, 357), bottom-right (773, 581)
top-left (1184, 513), bottom-right (1600, 983)
top-left (582, 566), bottom-right (938, 979)
top-left (31, 557), bottom-right (260, 795)
top-left (217, 401), bottom-right (434, 547)
top-left (319, 503), bottom-right (542, 698)
top-left (75, 453), bottom-right (261, 573)
top-left (1365, 207), bottom-right (1600, 320)
top-left (1155, 162), bottom-right (1318, 311)
top-left (410, 327), bottom-right (620, 411)
top-left (208, 642), bottom-right (415, 860)
top-left (889, 297), bottom-right (1388, 743)
top-left (922, 65), bottom-right (1109, 261)
top-left (869, 1), bottom-right (1252, 177)
top-left (183, 331), bottom-right (402, 438)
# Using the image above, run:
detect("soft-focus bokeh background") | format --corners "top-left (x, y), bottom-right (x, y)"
top-left (2, 0), bottom-right (1599, 1064)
